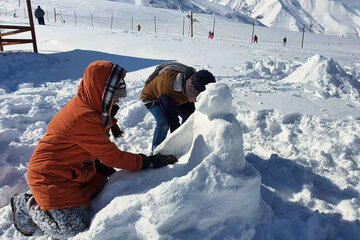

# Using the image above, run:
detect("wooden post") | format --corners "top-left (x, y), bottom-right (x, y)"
top-left (190, 11), bottom-right (193, 37)
top-left (0, 30), bottom-right (4, 51)
top-left (183, 17), bottom-right (185, 36)
top-left (91, 12), bottom-right (93, 26)
top-left (154, 16), bottom-right (156, 33)
top-left (26, 0), bottom-right (38, 52)
top-left (251, 22), bottom-right (255, 42)
top-left (301, 24), bottom-right (305, 48)
top-left (54, 8), bottom-right (56, 22)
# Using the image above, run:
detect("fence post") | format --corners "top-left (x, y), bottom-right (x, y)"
top-left (54, 8), bottom-right (56, 22)
top-left (251, 22), bottom-right (255, 42)
top-left (154, 16), bottom-right (156, 33)
top-left (301, 24), bottom-right (305, 48)
top-left (212, 18), bottom-right (215, 34)
top-left (91, 12), bottom-right (93, 26)
top-left (0, 30), bottom-right (3, 51)
top-left (183, 17), bottom-right (185, 36)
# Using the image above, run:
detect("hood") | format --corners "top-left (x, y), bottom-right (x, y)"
top-left (77, 61), bottom-right (114, 113)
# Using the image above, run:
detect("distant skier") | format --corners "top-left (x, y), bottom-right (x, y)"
top-left (283, 37), bottom-right (287, 46)
top-left (137, 24), bottom-right (141, 31)
top-left (254, 35), bottom-right (258, 43)
top-left (34, 6), bottom-right (45, 25)
top-left (208, 31), bottom-right (214, 39)
top-left (141, 62), bottom-right (216, 152)
top-left (210, 31), bottom-right (214, 39)
top-left (10, 61), bottom-right (177, 239)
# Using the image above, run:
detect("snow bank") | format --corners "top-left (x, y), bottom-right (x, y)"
top-left (75, 83), bottom-right (270, 240)
top-left (282, 54), bottom-right (360, 100)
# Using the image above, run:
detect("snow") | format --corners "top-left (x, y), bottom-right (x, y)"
top-left (1, 0), bottom-right (360, 239)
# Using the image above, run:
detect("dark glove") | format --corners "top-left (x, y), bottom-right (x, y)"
top-left (95, 159), bottom-right (116, 177)
top-left (140, 153), bottom-right (178, 169)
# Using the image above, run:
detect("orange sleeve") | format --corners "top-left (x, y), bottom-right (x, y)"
top-left (72, 114), bottom-right (143, 171)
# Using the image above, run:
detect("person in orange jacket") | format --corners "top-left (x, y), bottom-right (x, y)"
top-left (10, 61), bottom-right (177, 239)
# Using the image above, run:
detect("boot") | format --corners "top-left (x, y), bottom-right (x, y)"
top-left (10, 193), bottom-right (38, 236)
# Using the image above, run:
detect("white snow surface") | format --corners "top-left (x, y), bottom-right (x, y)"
top-left (1, 0), bottom-right (360, 239)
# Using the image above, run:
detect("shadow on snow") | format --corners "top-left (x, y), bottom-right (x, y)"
top-left (246, 153), bottom-right (360, 240)
top-left (0, 49), bottom-right (172, 91)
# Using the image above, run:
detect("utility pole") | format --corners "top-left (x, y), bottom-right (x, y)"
top-left (190, 11), bottom-right (193, 37)
top-left (186, 11), bottom-right (195, 37)
top-left (301, 24), bottom-right (305, 48)
top-left (251, 22), bottom-right (255, 42)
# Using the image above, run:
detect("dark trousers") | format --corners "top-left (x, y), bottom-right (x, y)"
top-left (38, 17), bottom-right (45, 25)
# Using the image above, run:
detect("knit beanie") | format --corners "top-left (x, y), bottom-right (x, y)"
top-left (185, 70), bottom-right (215, 99)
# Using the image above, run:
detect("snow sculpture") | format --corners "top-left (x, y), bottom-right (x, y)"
top-left (76, 83), bottom-right (269, 240)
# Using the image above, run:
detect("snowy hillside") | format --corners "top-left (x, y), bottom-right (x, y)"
top-left (1, 0), bottom-right (360, 239)
top-left (209, 0), bottom-right (360, 37)
top-left (103, 0), bottom-right (360, 37)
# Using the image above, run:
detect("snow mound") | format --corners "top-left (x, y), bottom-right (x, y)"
top-left (282, 54), bottom-right (360, 100)
top-left (242, 59), bottom-right (300, 80)
top-left (75, 83), bottom-right (270, 240)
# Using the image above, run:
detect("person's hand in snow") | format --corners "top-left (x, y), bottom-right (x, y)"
top-left (140, 153), bottom-right (178, 169)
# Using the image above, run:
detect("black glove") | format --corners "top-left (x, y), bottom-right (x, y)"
top-left (95, 159), bottom-right (116, 177)
top-left (140, 153), bottom-right (178, 169)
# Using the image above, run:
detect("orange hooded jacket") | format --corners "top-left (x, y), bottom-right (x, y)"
top-left (27, 61), bottom-right (143, 210)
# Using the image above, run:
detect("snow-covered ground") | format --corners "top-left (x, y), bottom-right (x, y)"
top-left (1, 0), bottom-right (360, 239)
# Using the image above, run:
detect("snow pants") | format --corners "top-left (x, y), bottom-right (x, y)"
top-left (29, 204), bottom-right (90, 240)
